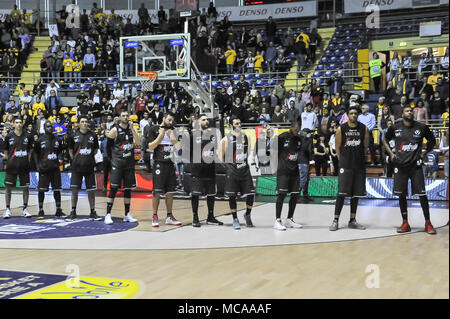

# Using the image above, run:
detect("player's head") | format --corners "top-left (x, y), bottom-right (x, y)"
top-left (289, 121), bottom-right (301, 136)
top-left (12, 117), bottom-right (23, 130)
top-left (44, 120), bottom-right (53, 134)
top-left (162, 112), bottom-right (175, 127)
top-left (198, 114), bottom-right (209, 130)
top-left (119, 110), bottom-right (129, 124)
top-left (347, 106), bottom-right (359, 123)
top-left (78, 115), bottom-right (89, 130)
top-left (230, 116), bottom-right (241, 132)
top-left (402, 105), bottom-right (414, 122)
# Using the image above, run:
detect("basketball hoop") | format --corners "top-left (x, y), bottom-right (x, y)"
top-left (137, 71), bottom-right (158, 92)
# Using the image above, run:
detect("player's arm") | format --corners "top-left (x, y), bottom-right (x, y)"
top-left (364, 126), bottom-right (370, 154)
top-left (166, 129), bottom-right (180, 150)
top-left (105, 126), bottom-right (118, 140)
top-left (335, 126), bottom-right (342, 160)
top-left (382, 126), bottom-right (396, 160)
top-left (218, 137), bottom-right (228, 163)
top-left (148, 126), bottom-right (165, 151)
top-left (423, 125), bottom-right (436, 153)
top-left (129, 121), bottom-right (141, 147)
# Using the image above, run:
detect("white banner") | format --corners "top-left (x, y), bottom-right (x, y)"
top-left (48, 24), bottom-right (59, 37)
top-left (344, 0), bottom-right (413, 13)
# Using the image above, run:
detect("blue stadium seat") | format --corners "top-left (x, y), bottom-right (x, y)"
top-left (313, 71), bottom-right (322, 78)
top-left (233, 74), bottom-right (240, 81)
top-left (211, 81), bottom-right (219, 88)
top-left (268, 79), bottom-right (276, 86)
top-left (337, 43), bottom-right (345, 49)
top-left (325, 70), bottom-right (333, 77)
top-left (329, 56), bottom-right (338, 63)
top-left (317, 64), bottom-right (325, 71)
top-left (256, 79), bottom-right (264, 86)
top-left (328, 64), bottom-right (337, 70)
top-left (202, 75), bottom-right (210, 81)
top-left (323, 50), bottom-right (332, 57)
top-left (339, 55), bottom-right (348, 62)
top-left (222, 81), bottom-right (229, 87)
top-left (201, 82), bottom-right (207, 88)
top-left (247, 80), bottom-right (253, 86)
top-left (81, 84), bottom-right (89, 89)
top-left (320, 56), bottom-right (328, 64)
top-left (334, 49), bottom-right (342, 56)
top-left (245, 74), bottom-right (252, 80)
top-left (135, 83), bottom-right (142, 89)
top-left (327, 43), bottom-right (336, 50)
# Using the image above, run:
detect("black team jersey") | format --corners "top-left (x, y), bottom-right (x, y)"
top-left (384, 120), bottom-right (436, 168)
top-left (5, 131), bottom-right (33, 173)
top-left (111, 124), bottom-right (135, 170)
top-left (225, 132), bottom-right (250, 174)
top-left (148, 125), bottom-right (175, 163)
top-left (68, 129), bottom-right (99, 173)
top-left (190, 128), bottom-right (216, 179)
top-left (277, 131), bottom-right (301, 175)
top-left (339, 122), bottom-right (367, 170)
top-left (35, 133), bottom-right (63, 173)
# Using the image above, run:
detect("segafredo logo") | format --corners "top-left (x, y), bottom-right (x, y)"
top-left (0, 217), bottom-right (137, 240)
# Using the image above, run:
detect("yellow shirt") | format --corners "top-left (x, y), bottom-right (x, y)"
top-left (32, 102), bottom-right (46, 119)
top-left (427, 74), bottom-right (443, 91)
top-left (225, 49), bottom-right (236, 65)
top-left (254, 55), bottom-right (264, 71)
top-left (10, 9), bottom-right (21, 21)
top-left (63, 58), bottom-right (74, 72)
top-left (296, 33), bottom-right (310, 48)
top-left (95, 12), bottom-right (107, 21)
top-left (22, 12), bottom-right (32, 24)
top-left (72, 60), bottom-right (83, 72)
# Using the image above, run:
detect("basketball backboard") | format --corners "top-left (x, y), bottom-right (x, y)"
top-left (119, 33), bottom-right (191, 82)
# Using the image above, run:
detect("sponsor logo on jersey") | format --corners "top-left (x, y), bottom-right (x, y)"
top-left (12, 150), bottom-right (28, 158)
top-left (47, 153), bottom-right (57, 160)
top-left (398, 142), bottom-right (418, 152)
top-left (79, 148), bottom-right (92, 155)
top-left (344, 138), bottom-right (361, 147)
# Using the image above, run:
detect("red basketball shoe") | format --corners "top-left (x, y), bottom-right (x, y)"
top-left (397, 220), bottom-right (411, 233)
top-left (425, 221), bottom-right (437, 235)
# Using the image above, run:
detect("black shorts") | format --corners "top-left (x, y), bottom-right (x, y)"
top-left (276, 173), bottom-right (300, 195)
top-left (38, 169), bottom-right (62, 192)
top-left (337, 168), bottom-right (366, 198)
top-left (110, 166), bottom-right (137, 190)
top-left (393, 166), bottom-right (426, 197)
top-left (152, 162), bottom-right (177, 195)
top-left (225, 169), bottom-right (255, 198)
top-left (5, 171), bottom-right (30, 188)
top-left (191, 176), bottom-right (216, 196)
top-left (71, 171), bottom-right (97, 191)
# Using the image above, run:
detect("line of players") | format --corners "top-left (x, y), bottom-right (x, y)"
top-left (2, 105), bottom-right (439, 234)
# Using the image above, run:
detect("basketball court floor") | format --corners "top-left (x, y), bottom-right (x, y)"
top-left (0, 190), bottom-right (448, 299)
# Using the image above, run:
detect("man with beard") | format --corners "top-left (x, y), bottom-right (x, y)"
top-left (3, 117), bottom-right (33, 219)
top-left (148, 113), bottom-right (182, 227)
top-left (329, 106), bottom-right (369, 231)
top-left (34, 120), bottom-right (66, 219)
top-left (189, 114), bottom-right (223, 227)
top-left (66, 115), bottom-right (100, 221)
top-left (219, 116), bottom-right (255, 230)
top-left (104, 110), bottom-right (141, 225)
top-left (383, 105), bottom-right (437, 235)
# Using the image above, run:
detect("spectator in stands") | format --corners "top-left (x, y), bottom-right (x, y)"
top-left (313, 134), bottom-right (329, 176)
top-left (265, 16), bottom-right (277, 43)
top-left (387, 52), bottom-right (401, 81)
top-left (243, 103), bottom-right (259, 124)
top-left (235, 75), bottom-right (249, 101)
top-left (300, 103), bottom-right (318, 132)
top-left (45, 80), bottom-right (59, 99)
top-left (207, 2), bottom-right (217, 19)
top-left (83, 47), bottom-right (96, 78)
top-left (45, 89), bottom-right (62, 114)
top-left (393, 72), bottom-right (412, 98)
top-left (225, 45), bottom-right (236, 74)
top-left (415, 73), bottom-right (434, 99)
top-left (358, 104), bottom-right (378, 165)
top-left (423, 150), bottom-right (439, 179)
top-left (441, 48), bottom-right (449, 70)
top-left (258, 107), bottom-right (270, 124)
top-left (328, 71), bottom-right (345, 96)
top-left (402, 51), bottom-right (414, 80)
top-left (285, 100), bottom-right (300, 123)
top-left (72, 55), bottom-right (83, 84)
top-left (370, 52), bottom-right (385, 93)
top-left (429, 91), bottom-right (446, 120)
top-left (271, 105), bottom-right (285, 123)
top-left (440, 126), bottom-right (449, 179)
top-left (413, 100), bottom-right (429, 123)
top-left (229, 97), bottom-right (245, 122)
top-left (244, 51), bottom-right (255, 74)
top-left (40, 53), bottom-right (51, 82)
top-left (0, 80), bottom-right (10, 113)
top-left (265, 42), bottom-right (277, 73)
top-left (32, 96), bottom-right (46, 120)
top-left (294, 35), bottom-right (307, 76)
top-left (308, 28), bottom-right (321, 63)
top-left (427, 67), bottom-right (443, 91)
top-left (254, 51), bottom-right (264, 74)
top-left (20, 90), bottom-right (32, 106)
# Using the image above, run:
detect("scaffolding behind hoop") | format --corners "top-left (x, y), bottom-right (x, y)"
top-left (137, 71), bottom-right (158, 92)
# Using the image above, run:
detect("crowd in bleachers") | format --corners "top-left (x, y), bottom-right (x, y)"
top-left (0, 2), bottom-right (448, 180)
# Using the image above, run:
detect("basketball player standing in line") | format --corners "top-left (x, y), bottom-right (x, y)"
top-left (274, 121), bottom-right (305, 231)
top-left (189, 114), bottom-right (223, 227)
top-left (330, 106), bottom-right (369, 231)
top-left (383, 105), bottom-right (437, 234)
top-left (34, 120), bottom-right (66, 219)
top-left (104, 110), bottom-right (140, 224)
top-left (219, 116), bottom-right (255, 230)
top-left (148, 113), bottom-right (182, 227)
top-left (66, 115), bottom-right (101, 221)
top-left (3, 117), bottom-right (33, 218)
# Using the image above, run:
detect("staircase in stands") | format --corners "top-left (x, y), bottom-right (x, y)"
top-left (14, 36), bottom-right (51, 95)
top-left (284, 27), bottom-right (336, 90)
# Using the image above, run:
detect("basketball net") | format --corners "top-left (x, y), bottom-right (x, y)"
top-left (137, 71), bottom-right (158, 92)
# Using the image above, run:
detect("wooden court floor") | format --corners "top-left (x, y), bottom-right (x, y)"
top-left (0, 193), bottom-right (448, 299)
